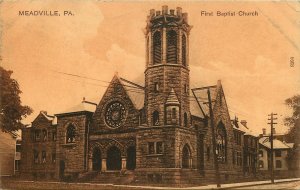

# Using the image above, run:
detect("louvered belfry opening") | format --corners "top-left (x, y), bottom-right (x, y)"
top-left (167, 30), bottom-right (177, 64)
top-left (153, 31), bottom-right (162, 64)
top-left (182, 34), bottom-right (187, 66)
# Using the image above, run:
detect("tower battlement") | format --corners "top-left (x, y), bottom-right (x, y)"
top-left (146, 6), bottom-right (190, 32)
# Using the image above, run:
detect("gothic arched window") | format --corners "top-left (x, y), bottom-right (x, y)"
top-left (182, 34), bottom-right (187, 66)
top-left (182, 144), bottom-right (191, 168)
top-left (216, 122), bottom-right (227, 163)
top-left (152, 111), bottom-right (159, 126)
top-left (167, 30), bottom-right (177, 64)
top-left (153, 31), bottom-right (161, 64)
top-left (66, 125), bottom-right (76, 143)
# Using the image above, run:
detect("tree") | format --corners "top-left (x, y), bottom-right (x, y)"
top-left (284, 95), bottom-right (300, 143)
top-left (0, 66), bottom-right (32, 132)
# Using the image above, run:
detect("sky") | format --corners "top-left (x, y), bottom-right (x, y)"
top-left (1, 1), bottom-right (299, 135)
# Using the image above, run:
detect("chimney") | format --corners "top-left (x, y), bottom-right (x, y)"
top-left (262, 128), bottom-right (266, 135)
top-left (241, 120), bottom-right (247, 127)
top-left (40, 110), bottom-right (47, 115)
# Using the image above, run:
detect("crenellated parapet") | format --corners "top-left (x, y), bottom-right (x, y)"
top-left (145, 6), bottom-right (192, 34)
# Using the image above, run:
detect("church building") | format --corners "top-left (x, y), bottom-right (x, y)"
top-left (20, 6), bottom-right (257, 185)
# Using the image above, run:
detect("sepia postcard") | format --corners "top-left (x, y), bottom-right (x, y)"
top-left (0, 1), bottom-right (299, 189)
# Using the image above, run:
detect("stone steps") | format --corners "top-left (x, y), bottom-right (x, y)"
top-left (89, 170), bottom-right (135, 184)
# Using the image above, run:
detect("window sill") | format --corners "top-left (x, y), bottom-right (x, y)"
top-left (62, 143), bottom-right (76, 147)
top-left (146, 154), bottom-right (163, 157)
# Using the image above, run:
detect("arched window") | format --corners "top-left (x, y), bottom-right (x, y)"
top-left (182, 144), bottom-right (191, 168)
top-left (153, 31), bottom-right (161, 64)
top-left (66, 125), bottom-right (76, 143)
top-left (182, 34), bottom-right (187, 66)
top-left (167, 30), bottom-right (177, 64)
top-left (152, 111), bottom-right (159, 126)
top-left (216, 122), bottom-right (227, 163)
top-left (184, 113), bottom-right (188, 127)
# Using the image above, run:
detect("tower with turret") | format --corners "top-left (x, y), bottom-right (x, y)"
top-left (144, 5), bottom-right (192, 128)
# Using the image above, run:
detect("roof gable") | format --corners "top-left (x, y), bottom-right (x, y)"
top-left (32, 111), bottom-right (54, 127)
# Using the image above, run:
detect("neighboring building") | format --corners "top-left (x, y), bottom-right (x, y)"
top-left (20, 6), bottom-right (259, 184)
top-left (232, 118), bottom-right (258, 176)
top-left (0, 130), bottom-right (20, 176)
top-left (258, 134), bottom-right (292, 177)
top-left (15, 139), bottom-right (22, 175)
top-left (21, 111), bottom-right (58, 180)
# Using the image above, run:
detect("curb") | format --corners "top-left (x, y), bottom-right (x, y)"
top-left (220, 178), bottom-right (300, 189)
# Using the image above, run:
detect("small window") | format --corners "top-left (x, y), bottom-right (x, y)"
top-left (148, 142), bottom-right (163, 154)
top-left (66, 125), bottom-right (76, 143)
top-left (172, 108), bottom-right (176, 119)
top-left (275, 150), bottom-right (281, 157)
top-left (152, 111), bottom-right (159, 126)
top-left (154, 83), bottom-right (159, 92)
top-left (35, 130), bottom-right (41, 141)
top-left (157, 142), bottom-right (163, 154)
top-left (34, 150), bottom-right (39, 164)
top-left (42, 130), bottom-right (47, 141)
top-left (207, 146), bottom-right (210, 161)
top-left (232, 151), bottom-right (235, 164)
top-left (259, 160), bottom-right (264, 168)
top-left (15, 160), bottom-right (20, 171)
top-left (184, 84), bottom-right (188, 94)
top-left (259, 150), bottom-right (263, 157)
top-left (184, 113), bottom-right (188, 127)
top-left (16, 144), bottom-right (21, 153)
top-left (148, 142), bottom-right (155, 154)
top-left (52, 131), bottom-right (57, 141)
top-left (52, 153), bottom-right (56, 163)
top-left (42, 151), bottom-right (46, 163)
top-left (276, 160), bottom-right (282, 168)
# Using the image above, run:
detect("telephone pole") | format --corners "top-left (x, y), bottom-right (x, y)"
top-left (208, 88), bottom-right (221, 188)
top-left (268, 112), bottom-right (277, 184)
top-left (191, 86), bottom-right (220, 187)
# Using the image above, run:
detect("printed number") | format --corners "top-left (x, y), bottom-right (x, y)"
top-left (290, 57), bottom-right (294, 67)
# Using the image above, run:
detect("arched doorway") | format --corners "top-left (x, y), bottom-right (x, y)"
top-left (182, 144), bottom-right (191, 168)
top-left (92, 147), bottom-right (102, 171)
top-left (126, 146), bottom-right (136, 170)
top-left (106, 146), bottom-right (122, 170)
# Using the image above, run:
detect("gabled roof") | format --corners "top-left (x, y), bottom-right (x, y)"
top-left (120, 78), bottom-right (145, 110)
top-left (191, 81), bottom-right (221, 117)
top-left (190, 94), bottom-right (205, 118)
top-left (32, 111), bottom-right (56, 126)
top-left (232, 119), bottom-right (257, 137)
top-left (259, 136), bottom-right (292, 150)
top-left (56, 101), bottom-right (97, 115)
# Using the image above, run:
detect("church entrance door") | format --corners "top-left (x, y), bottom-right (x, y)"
top-left (92, 147), bottom-right (102, 171)
top-left (106, 146), bottom-right (121, 170)
top-left (126, 146), bottom-right (136, 170)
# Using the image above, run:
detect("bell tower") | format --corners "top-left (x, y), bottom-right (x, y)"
top-left (145, 6), bottom-right (192, 127)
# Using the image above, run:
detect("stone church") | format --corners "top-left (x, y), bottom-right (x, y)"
top-left (20, 6), bottom-right (258, 184)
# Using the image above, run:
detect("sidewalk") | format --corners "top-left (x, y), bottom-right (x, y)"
top-left (2, 177), bottom-right (300, 190)
top-left (111, 177), bottom-right (300, 189)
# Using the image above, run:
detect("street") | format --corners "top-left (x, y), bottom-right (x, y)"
top-left (232, 180), bottom-right (300, 190)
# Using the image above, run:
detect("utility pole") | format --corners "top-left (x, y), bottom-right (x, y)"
top-left (268, 112), bottom-right (277, 184)
top-left (208, 88), bottom-right (221, 188)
